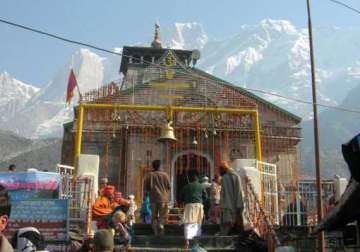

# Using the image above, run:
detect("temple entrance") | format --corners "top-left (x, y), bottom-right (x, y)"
top-left (172, 152), bottom-right (212, 205)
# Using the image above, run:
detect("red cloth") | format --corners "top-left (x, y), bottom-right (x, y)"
top-left (66, 69), bottom-right (78, 104)
top-left (103, 185), bottom-right (115, 197)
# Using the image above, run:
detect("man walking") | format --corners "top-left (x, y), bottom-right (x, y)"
top-left (200, 176), bottom-right (211, 223)
top-left (219, 161), bottom-right (244, 235)
top-left (181, 172), bottom-right (207, 249)
top-left (144, 160), bottom-right (171, 236)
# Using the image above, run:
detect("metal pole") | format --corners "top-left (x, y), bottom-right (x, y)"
top-left (74, 104), bottom-right (263, 163)
top-left (254, 111), bottom-right (262, 161)
top-left (74, 104), bottom-right (84, 173)
top-left (306, 0), bottom-right (325, 251)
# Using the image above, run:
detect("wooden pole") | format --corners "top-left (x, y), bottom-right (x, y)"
top-left (306, 0), bottom-right (325, 251)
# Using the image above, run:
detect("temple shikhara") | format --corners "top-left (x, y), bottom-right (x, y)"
top-left (61, 24), bottom-right (302, 207)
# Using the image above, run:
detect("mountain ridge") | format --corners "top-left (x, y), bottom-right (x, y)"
top-left (1, 19), bottom-right (360, 176)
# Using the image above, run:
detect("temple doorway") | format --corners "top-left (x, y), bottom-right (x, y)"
top-left (172, 152), bottom-right (212, 205)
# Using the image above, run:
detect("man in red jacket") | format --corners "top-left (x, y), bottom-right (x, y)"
top-left (219, 161), bottom-right (244, 235)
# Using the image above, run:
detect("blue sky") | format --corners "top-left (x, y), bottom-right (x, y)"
top-left (1, 0), bottom-right (359, 87)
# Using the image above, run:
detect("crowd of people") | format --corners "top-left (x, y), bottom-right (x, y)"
top-left (0, 159), bottom-right (245, 251)
top-left (88, 159), bottom-right (245, 250)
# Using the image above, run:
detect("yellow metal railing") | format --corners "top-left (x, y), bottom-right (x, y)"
top-left (74, 103), bottom-right (262, 170)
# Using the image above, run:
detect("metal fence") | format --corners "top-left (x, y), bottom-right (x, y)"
top-left (57, 164), bottom-right (74, 199)
top-left (68, 176), bottom-right (94, 237)
top-left (239, 160), bottom-right (339, 228)
top-left (279, 180), bottom-right (335, 226)
top-left (257, 161), bottom-right (279, 225)
top-left (243, 175), bottom-right (280, 250)
top-left (57, 164), bottom-right (95, 237)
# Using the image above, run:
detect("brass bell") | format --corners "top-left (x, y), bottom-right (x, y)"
top-left (158, 121), bottom-right (177, 143)
top-left (192, 136), bottom-right (198, 146)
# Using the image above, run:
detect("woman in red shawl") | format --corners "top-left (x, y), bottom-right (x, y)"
top-left (92, 185), bottom-right (115, 229)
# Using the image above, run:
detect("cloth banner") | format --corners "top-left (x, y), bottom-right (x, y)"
top-left (6, 199), bottom-right (69, 241)
top-left (0, 171), bottom-right (61, 200)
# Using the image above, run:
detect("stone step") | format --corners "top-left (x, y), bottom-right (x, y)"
top-left (167, 208), bottom-right (183, 225)
top-left (132, 235), bottom-right (238, 249)
top-left (168, 213), bottom-right (182, 224)
top-left (134, 224), bottom-right (220, 236)
top-left (129, 248), bottom-right (236, 252)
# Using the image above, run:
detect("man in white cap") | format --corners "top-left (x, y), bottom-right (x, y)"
top-left (99, 177), bottom-right (109, 196)
top-left (200, 176), bottom-right (211, 222)
top-left (11, 227), bottom-right (48, 252)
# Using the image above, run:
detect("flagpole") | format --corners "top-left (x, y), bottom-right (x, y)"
top-left (76, 82), bottom-right (83, 103)
top-left (71, 55), bottom-right (83, 103)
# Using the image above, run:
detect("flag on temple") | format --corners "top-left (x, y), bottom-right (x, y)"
top-left (66, 69), bottom-right (78, 104)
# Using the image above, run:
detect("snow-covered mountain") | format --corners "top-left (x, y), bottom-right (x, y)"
top-left (160, 20), bottom-right (360, 120)
top-left (1, 19), bottom-right (360, 140)
top-left (0, 49), bottom-right (120, 138)
top-left (0, 72), bottom-right (39, 124)
top-left (162, 22), bottom-right (208, 50)
top-left (184, 20), bottom-right (359, 119)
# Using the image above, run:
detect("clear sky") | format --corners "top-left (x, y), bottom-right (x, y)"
top-left (1, 0), bottom-right (359, 87)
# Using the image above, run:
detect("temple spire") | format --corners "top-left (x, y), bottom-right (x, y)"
top-left (151, 22), bottom-right (162, 49)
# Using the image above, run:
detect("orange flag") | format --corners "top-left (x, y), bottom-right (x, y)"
top-left (66, 69), bottom-right (78, 104)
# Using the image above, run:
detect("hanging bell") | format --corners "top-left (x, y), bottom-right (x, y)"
top-left (213, 128), bottom-right (217, 136)
top-left (158, 121), bottom-right (177, 143)
top-left (192, 136), bottom-right (198, 145)
top-left (204, 129), bottom-right (209, 139)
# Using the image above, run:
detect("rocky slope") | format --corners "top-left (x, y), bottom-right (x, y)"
top-left (301, 82), bottom-right (360, 178)
top-left (0, 129), bottom-right (61, 172)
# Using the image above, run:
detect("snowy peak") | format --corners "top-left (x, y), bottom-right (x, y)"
top-left (225, 47), bottom-right (263, 75)
top-left (2, 19), bottom-right (360, 138)
top-left (259, 19), bottom-right (297, 34)
top-left (163, 22), bottom-right (208, 50)
top-left (14, 48), bottom-right (108, 138)
top-left (35, 48), bottom-right (106, 104)
top-left (0, 71), bottom-right (39, 100)
top-left (71, 48), bottom-right (105, 93)
top-left (0, 48), bottom-right (110, 138)
top-left (0, 71), bottom-right (39, 124)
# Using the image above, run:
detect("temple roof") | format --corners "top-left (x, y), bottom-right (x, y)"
top-left (120, 46), bottom-right (193, 75)
top-left (192, 68), bottom-right (302, 123)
